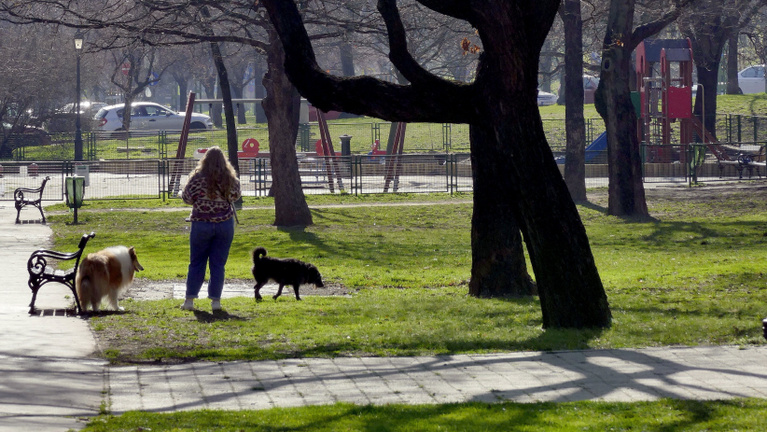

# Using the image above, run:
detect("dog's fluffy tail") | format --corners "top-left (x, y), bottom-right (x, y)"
top-left (76, 262), bottom-right (94, 310)
top-left (252, 247), bottom-right (267, 265)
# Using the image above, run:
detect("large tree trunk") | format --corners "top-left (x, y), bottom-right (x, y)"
top-left (263, 29), bottom-right (313, 227)
top-left (561, 0), bottom-right (587, 202)
top-left (480, 93), bottom-right (609, 328)
top-left (468, 124), bottom-right (536, 298)
top-left (596, 0), bottom-right (648, 217)
top-left (471, 5), bottom-right (609, 326)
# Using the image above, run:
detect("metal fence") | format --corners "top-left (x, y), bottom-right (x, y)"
top-left (6, 113), bottom-right (765, 162)
top-left (0, 154), bottom-right (475, 202)
top-left (2, 147), bottom-right (764, 204)
top-left (3, 112), bottom-right (766, 203)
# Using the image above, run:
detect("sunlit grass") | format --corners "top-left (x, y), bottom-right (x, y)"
top-left (82, 399), bottom-right (767, 432)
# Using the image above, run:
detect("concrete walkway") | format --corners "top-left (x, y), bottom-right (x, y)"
top-left (2, 203), bottom-right (767, 431)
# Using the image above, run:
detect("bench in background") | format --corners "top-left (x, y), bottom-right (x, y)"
top-left (15, 175), bottom-right (51, 224)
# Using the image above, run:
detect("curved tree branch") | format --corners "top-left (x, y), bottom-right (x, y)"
top-left (629, 0), bottom-right (694, 50)
top-left (377, 0), bottom-right (466, 93)
top-left (415, 0), bottom-right (473, 21)
top-left (263, 0), bottom-right (474, 124)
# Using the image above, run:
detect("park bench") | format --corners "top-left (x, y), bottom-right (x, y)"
top-left (14, 175), bottom-right (50, 224)
top-left (27, 232), bottom-right (95, 315)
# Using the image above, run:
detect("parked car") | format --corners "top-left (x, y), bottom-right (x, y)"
top-left (57, 100), bottom-right (108, 115)
top-left (737, 65), bottom-right (765, 94)
top-left (537, 89), bottom-right (558, 106)
top-left (94, 102), bottom-right (214, 134)
top-left (47, 101), bottom-right (108, 133)
top-left (2, 122), bottom-right (51, 147)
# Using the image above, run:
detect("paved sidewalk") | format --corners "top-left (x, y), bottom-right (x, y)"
top-left (108, 345), bottom-right (767, 413)
top-left (0, 204), bottom-right (105, 432)
top-left (2, 202), bottom-right (767, 431)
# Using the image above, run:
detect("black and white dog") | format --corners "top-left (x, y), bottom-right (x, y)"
top-left (251, 247), bottom-right (324, 301)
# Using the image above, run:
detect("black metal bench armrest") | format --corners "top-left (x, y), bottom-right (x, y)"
top-left (14, 176), bottom-right (51, 197)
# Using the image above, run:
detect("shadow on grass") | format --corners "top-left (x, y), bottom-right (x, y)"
top-left (192, 309), bottom-right (246, 323)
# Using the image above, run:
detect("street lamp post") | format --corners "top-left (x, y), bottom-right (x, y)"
top-left (74, 33), bottom-right (83, 161)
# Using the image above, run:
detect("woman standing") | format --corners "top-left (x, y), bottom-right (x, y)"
top-left (181, 146), bottom-right (241, 311)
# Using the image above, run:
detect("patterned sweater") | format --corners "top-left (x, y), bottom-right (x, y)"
top-left (182, 173), bottom-right (241, 222)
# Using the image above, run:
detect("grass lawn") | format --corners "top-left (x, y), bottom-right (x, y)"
top-left (44, 184), bottom-right (767, 430)
top-left (47, 186), bottom-right (767, 364)
top-left (81, 399), bottom-right (767, 431)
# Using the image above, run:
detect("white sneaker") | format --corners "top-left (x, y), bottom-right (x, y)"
top-left (211, 299), bottom-right (222, 311)
top-left (180, 299), bottom-right (195, 310)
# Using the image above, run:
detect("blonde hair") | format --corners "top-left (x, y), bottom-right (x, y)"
top-left (189, 146), bottom-right (238, 199)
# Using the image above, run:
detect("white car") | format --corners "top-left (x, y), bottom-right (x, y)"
top-left (737, 65), bottom-right (765, 94)
top-left (94, 101), bottom-right (213, 133)
top-left (537, 89), bottom-right (558, 106)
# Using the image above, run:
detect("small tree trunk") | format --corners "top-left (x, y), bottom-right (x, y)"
top-left (695, 65), bottom-right (720, 139)
top-left (210, 40), bottom-right (240, 175)
top-left (726, 35), bottom-right (740, 95)
top-left (562, 0), bottom-right (587, 202)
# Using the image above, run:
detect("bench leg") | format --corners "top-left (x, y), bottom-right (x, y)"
top-left (36, 205), bottom-right (46, 224)
top-left (28, 285), bottom-right (40, 314)
top-left (68, 284), bottom-right (83, 315)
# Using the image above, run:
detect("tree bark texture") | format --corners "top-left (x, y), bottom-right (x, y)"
top-left (262, 28), bottom-right (313, 227)
top-left (263, 0), bottom-right (611, 328)
top-left (468, 124), bottom-right (536, 298)
top-left (595, 0), bottom-right (648, 217)
top-left (561, 0), bottom-right (587, 202)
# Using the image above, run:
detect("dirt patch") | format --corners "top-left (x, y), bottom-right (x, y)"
top-left (122, 278), bottom-right (353, 301)
top-left (580, 181), bottom-right (767, 215)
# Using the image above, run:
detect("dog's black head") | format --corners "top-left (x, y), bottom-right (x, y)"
top-left (308, 266), bottom-right (324, 288)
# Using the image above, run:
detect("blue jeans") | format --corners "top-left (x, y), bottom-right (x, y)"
top-left (185, 218), bottom-right (235, 300)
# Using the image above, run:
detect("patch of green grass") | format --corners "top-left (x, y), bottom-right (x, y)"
top-left (45, 191), bottom-right (472, 211)
top-left (82, 399), bottom-right (767, 431)
top-left (93, 288), bottom-right (548, 363)
top-left (47, 199), bottom-right (475, 286)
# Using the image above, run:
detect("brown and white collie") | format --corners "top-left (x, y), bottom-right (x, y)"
top-left (76, 246), bottom-right (144, 312)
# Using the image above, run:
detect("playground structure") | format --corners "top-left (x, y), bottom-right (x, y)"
top-left (635, 39), bottom-right (765, 178)
top-left (314, 108), bottom-right (409, 193)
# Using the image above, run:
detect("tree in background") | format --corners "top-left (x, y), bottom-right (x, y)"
top-left (0, 24), bottom-right (72, 157)
top-left (560, 0), bottom-right (587, 202)
top-left (678, 0), bottom-right (765, 138)
top-left (595, 0), bottom-right (692, 217)
top-left (0, 0), bottom-right (318, 226)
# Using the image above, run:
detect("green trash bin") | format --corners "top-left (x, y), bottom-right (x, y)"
top-left (65, 176), bottom-right (85, 224)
